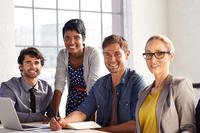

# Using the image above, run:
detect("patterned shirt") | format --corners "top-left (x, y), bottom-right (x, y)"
top-left (65, 63), bottom-right (87, 116)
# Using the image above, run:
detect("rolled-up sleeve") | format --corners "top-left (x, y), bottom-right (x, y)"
top-left (77, 86), bottom-right (97, 118)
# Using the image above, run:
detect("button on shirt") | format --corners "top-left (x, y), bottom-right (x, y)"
top-left (78, 68), bottom-right (146, 127)
top-left (0, 77), bottom-right (53, 122)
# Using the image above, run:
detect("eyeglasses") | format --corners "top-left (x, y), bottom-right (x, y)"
top-left (142, 51), bottom-right (171, 60)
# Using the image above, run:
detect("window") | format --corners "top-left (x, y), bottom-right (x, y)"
top-left (14, 0), bottom-right (123, 85)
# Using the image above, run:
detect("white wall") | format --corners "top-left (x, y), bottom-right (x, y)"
top-left (125, 0), bottom-right (167, 83)
top-left (124, 0), bottom-right (200, 84)
top-left (168, 0), bottom-right (200, 83)
top-left (0, 0), bottom-right (18, 83)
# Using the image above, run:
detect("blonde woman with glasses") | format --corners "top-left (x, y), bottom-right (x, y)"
top-left (135, 35), bottom-right (196, 133)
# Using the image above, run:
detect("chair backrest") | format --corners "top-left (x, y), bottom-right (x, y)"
top-left (193, 83), bottom-right (200, 89)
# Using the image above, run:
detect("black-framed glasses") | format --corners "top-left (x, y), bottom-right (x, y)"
top-left (142, 51), bottom-right (171, 60)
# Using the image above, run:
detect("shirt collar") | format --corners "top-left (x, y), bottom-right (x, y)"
top-left (120, 68), bottom-right (129, 84)
top-left (112, 68), bottom-right (129, 86)
top-left (20, 77), bottom-right (38, 92)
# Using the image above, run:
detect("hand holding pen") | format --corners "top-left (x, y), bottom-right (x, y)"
top-left (50, 117), bottom-right (62, 131)
top-left (50, 108), bottom-right (62, 130)
top-left (50, 107), bottom-right (59, 121)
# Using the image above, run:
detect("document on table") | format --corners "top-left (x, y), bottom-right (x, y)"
top-left (65, 121), bottom-right (101, 130)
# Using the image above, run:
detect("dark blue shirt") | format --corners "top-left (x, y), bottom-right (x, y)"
top-left (78, 68), bottom-right (146, 127)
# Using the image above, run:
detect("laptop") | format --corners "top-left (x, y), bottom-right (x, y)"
top-left (0, 97), bottom-right (49, 131)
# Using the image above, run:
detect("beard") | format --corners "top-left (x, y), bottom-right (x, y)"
top-left (22, 69), bottom-right (40, 79)
top-left (106, 63), bottom-right (124, 74)
top-left (108, 67), bottom-right (121, 73)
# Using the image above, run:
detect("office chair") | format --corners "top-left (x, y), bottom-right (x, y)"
top-left (194, 83), bottom-right (200, 133)
top-left (193, 83), bottom-right (200, 88)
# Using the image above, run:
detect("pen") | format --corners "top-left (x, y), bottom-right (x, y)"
top-left (51, 107), bottom-right (59, 121)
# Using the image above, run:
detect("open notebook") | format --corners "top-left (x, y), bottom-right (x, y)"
top-left (0, 97), bottom-right (49, 131)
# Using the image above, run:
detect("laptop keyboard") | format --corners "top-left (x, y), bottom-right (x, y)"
top-left (21, 124), bottom-right (37, 129)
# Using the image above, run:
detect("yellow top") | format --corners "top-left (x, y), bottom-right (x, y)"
top-left (138, 89), bottom-right (162, 133)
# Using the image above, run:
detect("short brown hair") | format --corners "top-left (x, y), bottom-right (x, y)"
top-left (102, 34), bottom-right (129, 52)
top-left (17, 47), bottom-right (45, 66)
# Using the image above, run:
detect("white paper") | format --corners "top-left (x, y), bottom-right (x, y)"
top-left (66, 121), bottom-right (101, 130)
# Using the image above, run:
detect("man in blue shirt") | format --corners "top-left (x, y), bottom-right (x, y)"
top-left (50, 34), bottom-right (146, 132)
top-left (0, 47), bottom-right (53, 122)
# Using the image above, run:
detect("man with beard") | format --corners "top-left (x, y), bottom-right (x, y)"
top-left (0, 47), bottom-right (53, 123)
top-left (50, 35), bottom-right (146, 133)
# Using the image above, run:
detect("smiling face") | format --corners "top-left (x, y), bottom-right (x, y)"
top-left (19, 55), bottom-right (42, 79)
top-left (145, 39), bottom-right (174, 76)
top-left (63, 30), bottom-right (84, 54)
top-left (103, 43), bottom-right (130, 75)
